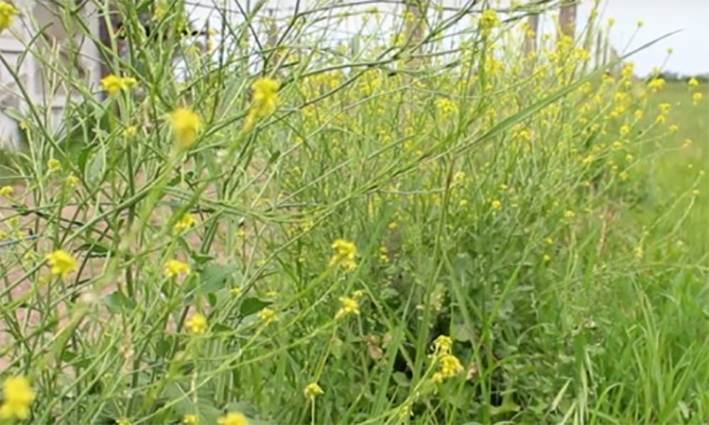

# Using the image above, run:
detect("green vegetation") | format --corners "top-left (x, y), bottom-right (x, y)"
top-left (0, 1), bottom-right (707, 424)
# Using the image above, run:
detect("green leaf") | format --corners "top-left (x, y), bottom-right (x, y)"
top-left (76, 242), bottom-right (110, 257)
top-left (239, 297), bottom-right (271, 317)
top-left (392, 372), bottom-right (410, 387)
top-left (198, 263), bottom-right (238, 295)
top-left (105, 290), bottom-right (137, 314)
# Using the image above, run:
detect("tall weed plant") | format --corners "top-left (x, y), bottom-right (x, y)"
top-left (0, 0), bottom-right (707, 424)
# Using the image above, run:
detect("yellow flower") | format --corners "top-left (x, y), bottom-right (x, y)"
top-left (244, 77), bottom-right (280, 130)
top-left (693, 92), bottom-right (703, 105)
top-left (123, 126), bottom-right (137, 138)
top-left (668, 124), bottom-right (679, 133)
top-left (164, 259), bottom-right (191, 277)
top-left (46, 249), bottom-right (78, 278)
top-left (186, 313), bottom-right (207, 334)
top-left (0, 185), bottom-right (13, 197)
top-left (303, 382), bottom-right (324, 399)
top-left (490, 200), bottom-right (502, 211)
top-left (258, 308), bottom-right (278, 325)
top-left (101, 74), bottom-right (125, 96)
top-left (479, 9), bottom-right (500, 33)
top-left (439, 353), bottom-right (464, 376)
top-left (174, 213), bottom-right (197, 233)
top-left (658, 103), bottom-right (671, 114)
top-left (0, 376), bottom-right (35, 420)
top-left (335, 296), bottom-right (360, 319)
top-left (656, 114), bottom-right (666, 124)
top-left (48, 158), bottom-right (61, 171)
top-left (564, 210), bottom-right (575, 219)
top-left (170, 108), bottom-right (203, 149)
top-left (218, 412), bottom-right (248, 425)
top-left (688, 77), bottom-right (699, 87)
top-left (432, 335), bottom-right (453, 355)
top-left (101, 75), bottom-right (137, 96)
top-left (183, 414), bottom-right (198, 424)
top-left (636, 19), bottom-right (644, 27)
top-left (648, 78), bottom-right (665, 91)
top-left (329, 239), bottom-right (357, 271)
top-left (0, 2), bottom-right (20, 32)
top-left (543, 254), bottom-right (551, 262)
top-left (66, 174), bottom-right (80, 188)
top-left (122, 77), bottom-right (137, 89)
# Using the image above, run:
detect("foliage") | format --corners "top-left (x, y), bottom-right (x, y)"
top-left (0, 1), bottom-right (707, 424)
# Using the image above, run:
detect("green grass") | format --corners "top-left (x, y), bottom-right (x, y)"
top-left (0, 1), bottom-right (708, 424)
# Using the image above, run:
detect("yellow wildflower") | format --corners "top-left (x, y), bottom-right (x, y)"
top-left (656, 115), bottom-right (666, 124)
top-left (186, 313), bottom-right (207, 334)
top-left (123, 126), bottom-right (137, 138)
top-left (433, 335), bottom-right (453, 354)
top-left (668, 124), bottom-right (679, 133)
top-left (648, 78), bottom-right (665, 91)
top-left (303, 382), bottom-right (324, 399)
top-left (0, 2), bottom-right (20, 32)
top-left (122, 77), bottom-right (137, 89)
top-left (183, 414), bottom-right (198, 424)
top-left (174, 213), bottom-right (197, 233)
top-left (66, 174), bottom-right (80, 188)
top-left (0, 185), bottom-right (13, 197)
top-left (244, 77), bottom-right (280, 130)
top-left (693, 92), bottom-right (703, 105)
top-left (164, 259), bottom-right (190, 278)
top-left (329, 239), bottom-right (357, 271)
top-left (490, 200), bottom-right (502, 211)
top-left (479, 9), bottom-right (500, 34)
top-left (218, 412), bottom-right (248, 425)
top-left (688, 77), bottom-right (699, 87)
top-left (101, 74), bottom-right (125, 97)
top-left (335, 296), bottom-right (360, 319)
top-left (258, 308), bottom-right (278, 325)
top-left (0, 376), bottom-right (35, 420)
top-left (659, 103), bottom-right (671, 114)
top-left (48, 158), bottom-right (61, 171)
top-left (170, 108), bottom-right (202, 149)
top-left (46, 249), bottom-right (78, 278)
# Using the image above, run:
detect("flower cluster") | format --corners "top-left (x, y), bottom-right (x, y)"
top-left (329, 239), bottom-right (357, 271)
top-left (0, 1), bottom-right (20, 32)
top-left (430, 335), bottom-right (464, 384)
top-left (101, 74), bottom-right (137, 97)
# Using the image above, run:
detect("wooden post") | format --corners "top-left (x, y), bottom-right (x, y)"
top-left (264, 9), bottom-right (282, 75)
top-left (524, 13), bottom-right (539, 57)
top-left (558, 0), bottom-right (577, 39)
top-left (403, 0), bottom-right (426, 68)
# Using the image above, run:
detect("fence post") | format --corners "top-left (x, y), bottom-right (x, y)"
top-left (403, 0), bottom-right (426, 68)
top-left (524, 12), bottom-right (539, 57)
top-left (558, 0), bottom-right (577, 39)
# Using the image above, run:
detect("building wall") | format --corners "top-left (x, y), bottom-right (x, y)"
top-left (0, 0), bottom-right (102, 151)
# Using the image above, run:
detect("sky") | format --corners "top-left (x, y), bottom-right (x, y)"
top-left (186, 0), bottom-right (709, 77)
top-left (578, 0), bottom-right (709, 76)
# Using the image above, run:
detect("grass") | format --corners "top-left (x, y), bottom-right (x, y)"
top-left (0, 1), bottom-right (707, 424)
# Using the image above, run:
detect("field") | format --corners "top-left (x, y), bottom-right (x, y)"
top-left (0, 1), bottom-right (708, 425)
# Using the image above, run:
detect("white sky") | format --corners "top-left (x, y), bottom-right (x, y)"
top-left (187, 0), bottom-right (709, 77)
top-left (579, 0), bottom-right (709, 76)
